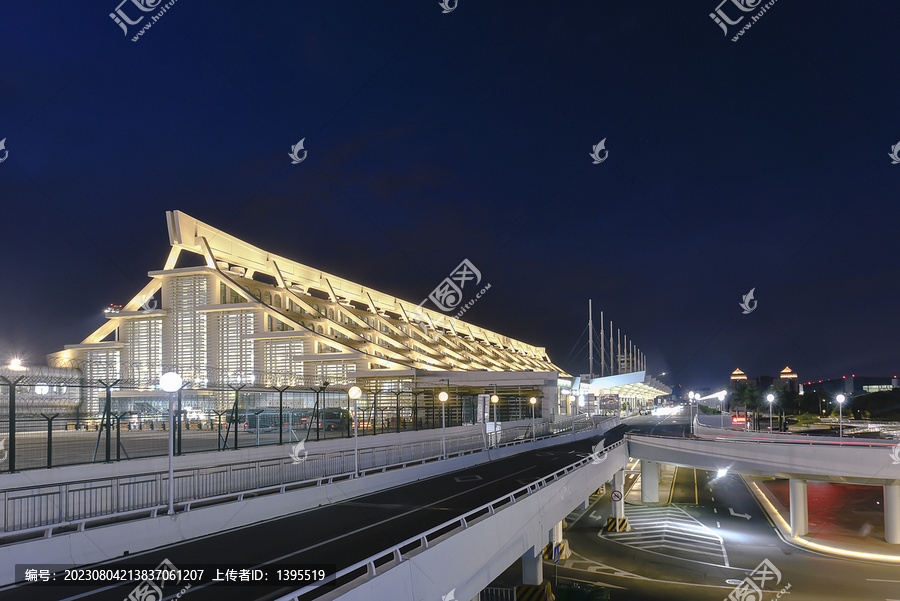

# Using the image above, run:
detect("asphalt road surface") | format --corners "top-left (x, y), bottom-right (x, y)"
top-left (0, 433), bottom-right (606, 601)
top-left (556, 409), bottom-right (900, 600)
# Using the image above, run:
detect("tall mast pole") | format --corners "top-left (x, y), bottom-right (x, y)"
top-left (588, 300), bottom-right (593, 380)
top-left (617, 329), bottom-right (621, 375)
top-left (610, 321), bottom-right (614, 376)
top-left (600, 311), bottom-right (605, 378)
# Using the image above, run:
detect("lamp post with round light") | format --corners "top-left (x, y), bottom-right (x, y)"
top-left (348, 386), bottom-right (362, 477)
top-left (439, 390), bottom-right (449, 458)
top-left (688, 391), bottom-right (695, 435)
top-left (529, 396), bottom-right (537, 441)
top-left (836, 394), bottom-right (846, 441)
top-left (159, 372), bottom-right (183, 516)
top-left (766, 393), bottom-right (775, 433)
top-left (490, 394), bottom-right (499, 447)
top-left (717, 391), bottom-right (727, 427)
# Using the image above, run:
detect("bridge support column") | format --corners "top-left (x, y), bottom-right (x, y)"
top-left (551, 520), bottom-right (563, 544)
top-left (605, 469), bottom-right (630, 531)
top-left (613, 470), bottom-right (625, 520)
top-left (641, 460), bottom-right (659, 503)
top-left (885, 483), bottom-right (900, 544)
top-left (789, 478), bottom-right (808, 537)
top-left (521, 544), bottom-right (543, 585)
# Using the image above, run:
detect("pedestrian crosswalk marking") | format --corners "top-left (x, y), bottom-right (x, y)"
top-left (601, 505), bottom-right (730, 567)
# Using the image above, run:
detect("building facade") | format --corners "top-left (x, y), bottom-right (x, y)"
top-left (47, 211), bottom-right (565, 419)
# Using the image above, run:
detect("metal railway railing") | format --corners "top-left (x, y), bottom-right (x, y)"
top-left (272, 438), bottom-right (626, 601)
top-left (0, 415), bottom-right (603, 542)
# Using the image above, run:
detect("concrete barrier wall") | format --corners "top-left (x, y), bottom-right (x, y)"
top-left (0, 419), bottom-right (620, 586)
top-left (316, 446), bottom-right (629, 601)
top-left (628, 434), bottom-right (900, 484)
top-left (695, 414), bottom-right (882, 445)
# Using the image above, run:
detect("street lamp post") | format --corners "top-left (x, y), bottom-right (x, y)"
top-left (836, 394), bottom-right (846, 441)
top-left (688, 391), bottom-right (695, 435)
top-left (717, 391), bottom-right (727, 428)
top-left (348, 386), bottom-right (362, 477)
top-left (439, 390), bottom-right (449, 459)
top-left (766, 393), bottom-right (775, 433)
top-left (490, 394), bottom-right (499, 448)
top-left (160, 371), bottom-right (183, 516)
top-left (529, 396), bottom-right (537, 442)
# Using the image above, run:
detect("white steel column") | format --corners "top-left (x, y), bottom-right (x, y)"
top-left (885, 483), bottom-right (900, 544)
top-left (613, 470), bottom-right (625, 520)
top-left (789, 478), bottom-right (808, 537)
top-left (521, 544), bottom-right (543, 585)
top-left (641, 460), bottom-right (659, 503)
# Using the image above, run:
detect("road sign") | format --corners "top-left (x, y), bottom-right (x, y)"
top-left (552, 543), bottom-right (561, 564)
top-left (611, 490), bottom-right (623, 502)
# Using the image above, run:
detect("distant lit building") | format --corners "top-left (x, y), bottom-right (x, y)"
top-left (800, 375), bottom-right (899, 397)
top-left (730, 368), bottom-right (748, 382)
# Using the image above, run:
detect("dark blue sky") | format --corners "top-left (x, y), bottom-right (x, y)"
top-left (2, 1), bottom-right (898, 390)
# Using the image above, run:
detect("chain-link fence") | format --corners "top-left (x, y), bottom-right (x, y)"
top-left (0, 377), bottom-right (544, 472)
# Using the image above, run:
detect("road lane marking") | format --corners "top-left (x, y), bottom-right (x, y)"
top-left (713, 508), bottom-right (717, 514)
top-left (57, 462), bottom-right (543, 601)
top-left (729, 507), bottom-right (751, 520)
top-left (693, 469), bottom-right (699, 505)
top-left (716, 521), bottom-right (720, 528)
top-left (602, 505), bottom-right (730, 567)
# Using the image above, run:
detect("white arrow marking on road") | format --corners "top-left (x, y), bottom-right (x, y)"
top-left (589, 510), bottom-right (602, 521)
top-left (729, 507), bottom-right (751, 520)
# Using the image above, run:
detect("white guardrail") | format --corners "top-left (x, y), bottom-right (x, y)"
top-left (273, 438), bottom-right (627, 601)
top-left (0, 416), bottom-right (600, 541)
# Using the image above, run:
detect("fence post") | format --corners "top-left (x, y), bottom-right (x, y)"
top-left (1, 376), bottom-right (23, 472)
top-left (274, 386), bottom-right (289, 446)
top-left (98, 380), bottom-right (119, 462)
top-left (41, 413), bottom-right (59, 468)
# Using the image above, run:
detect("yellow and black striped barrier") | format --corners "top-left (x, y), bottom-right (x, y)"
top-left (515, 581), bottom-right (554, 601)
top-left (604, 517), bottom-right (630, 532)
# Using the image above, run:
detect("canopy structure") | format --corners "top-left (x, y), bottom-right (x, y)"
top-left (586, 371), bottom-right (671, 400)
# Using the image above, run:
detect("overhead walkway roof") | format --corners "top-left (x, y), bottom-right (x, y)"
top-left (586, 371), bottom-right (671, 399)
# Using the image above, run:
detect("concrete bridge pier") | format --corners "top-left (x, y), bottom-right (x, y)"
top-left (521, 544), bottom-right (543, 585)
top-left (641, 460), bottom-right (659, 503)
top-left (551, 520), bottom-right (563, 544)
top-left (886, 483), bottom-right (900, 544)
top-left (612, 469), bottom-right (625, 520)
top-left (789, 478), bottom-right (808, 537)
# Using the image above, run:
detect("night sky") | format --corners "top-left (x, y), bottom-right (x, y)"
top-left (2, 1), bottom-right (898, 391)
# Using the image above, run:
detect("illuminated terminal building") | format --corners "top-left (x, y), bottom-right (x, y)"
top-left (28, 211), bottom-right (668, 424)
